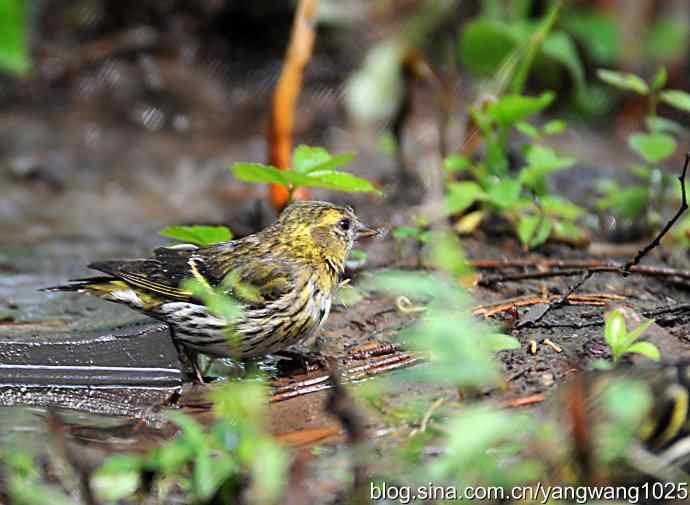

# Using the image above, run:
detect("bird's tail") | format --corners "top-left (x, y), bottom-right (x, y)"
top-left (41, 277), bottom-right (118, 293)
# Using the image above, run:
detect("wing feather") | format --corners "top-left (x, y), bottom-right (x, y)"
top-left (87, 241), bottom-right (296, 306)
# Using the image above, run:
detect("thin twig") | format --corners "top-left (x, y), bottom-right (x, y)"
top-left (624, 153), bottom-right (690, 272)
top-left (479, 264), bottom-right (690, 286)
top-left (498, 394), bottom-right (545, 408)
top-left (528, 301), bottom-right (690, 329)
top-left (516, 270), bottom-right (594, 328)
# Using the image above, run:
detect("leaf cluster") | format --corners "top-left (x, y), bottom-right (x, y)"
top-left (596, 67), bottom-right (689, 230)
top-left (603, 309), bottom-right (660, 363)
top-left (442, 92), bottom-right (582, 249)
top-left (231, 145), bottom-right (381, 203)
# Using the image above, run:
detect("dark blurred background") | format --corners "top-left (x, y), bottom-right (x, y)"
top-left (2, 0), bottom-right (689, 247)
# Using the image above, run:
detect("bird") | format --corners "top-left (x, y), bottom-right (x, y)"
top-left (44, 201), bottom-right (378, 382)
top-left (551, 362), bottom-right (690, 480)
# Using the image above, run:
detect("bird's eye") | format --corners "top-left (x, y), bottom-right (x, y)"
top-left (338, 218), bottom-right (351, 231)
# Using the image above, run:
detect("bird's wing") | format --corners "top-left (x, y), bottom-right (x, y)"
top-left (88, 242), bottom-right (297, 306)
top-left (200, 241), bottom-right (298, 306)
top-left (215, 254), bottom-right (298, 307)
top-left (88, 245), bottom-right (217, 302)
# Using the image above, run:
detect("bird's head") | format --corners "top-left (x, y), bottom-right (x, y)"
top-left (270, 200), bottom-right (378, 274)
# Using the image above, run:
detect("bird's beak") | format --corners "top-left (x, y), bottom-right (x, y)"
top-left (356, 222), bottom-right (381, 239)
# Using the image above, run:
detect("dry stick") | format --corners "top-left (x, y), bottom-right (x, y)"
top-left (268, 0), bottom-right (319, 211)
top-left (530, 302), bottom-right (690, 330)
top-left (516, 270), bottom-right (593, 328)
top-left (270, 351), bottom-right (422, 402)
top-left (473, 258), bottom-right (620, 269)
top-left (508, 153), bottom-right (690, 328)
top-left (479, 264), bottom-right (690, 285)
top-left (499, 394), bottom-right (545, 408)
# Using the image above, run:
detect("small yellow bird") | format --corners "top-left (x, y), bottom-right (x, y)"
top-left (46, 201), bottom-right (378, 381)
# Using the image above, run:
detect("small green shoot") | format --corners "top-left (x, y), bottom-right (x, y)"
top-left (160, 225), bottom-right (233, 246)
top-left (231, 145), bottom-right (381, 204)
top-left (392, 217), bottom-right (431, 266)
top-left (603, 309), bottom-right (660, 363)
top-left (596, 66), bottom-right (688, 230)
top-left (441, 96), bottom-right (583, 249)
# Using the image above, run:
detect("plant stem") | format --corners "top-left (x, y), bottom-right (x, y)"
top-left (510, 0), bottom-right (563, 95)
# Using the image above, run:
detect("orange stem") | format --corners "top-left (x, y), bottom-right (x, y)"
top-left (268, 0), bottom-right (319, 211)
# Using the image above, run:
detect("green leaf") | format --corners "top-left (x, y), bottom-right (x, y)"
top-left (458, 19), bottom-right (518, 76)
top-left (0, 0), bottom-right (30, 76)
top-left (517, 215), bottom-right (552, 248)
top-left (160, 225), bottom-right (232, 246)
top-left (543, 119), bottom-right (566, 136)
top-left (249, 440), bottom-right (288, 503)
top-left (540, 31), bottom-right (587, 100)
top-left (445, 181), bottom-right (487, 215)
top-left (444, 154), bottom-right (471, 172)
top-left (292, 145), bottom-right (330, 172)
top-left (552, 220), bottom-right (586, 241)
top-left (540, 195), bottom-right (584, 220)
top-left (597, 186), bottom-right (650, 221)
top-left (628, 132), bottom-right (676, 163)
top-left (651, 67), bottom-right (667, 91)
top-left (9, 478), bottom-right (78, 505)
top-left (231, 160), bottom-right (379, 195)
top-left (486, 178), bottom-right (522, 210)
top-left (643, 19), bottom-right (689, 64)
top-left (183, 278), bottom-right (241, 321)
top-left (597, 69), bottom-right (649, 95)
top-left (660, 90), bottom-right (690, 113)
top-left (604, 310), bottom-right (626, 349)
top-left (427, 231), bottom-right (472, 278)
top-left (520, 145), bottom-right (576, 192)
top-left (392, 226), bottom-right (422, 240)
top-left (623, 318), bottom-right (655, 347)
top-left (459, 18), bottom-right (587, 102)
top-left (483, 333), bottom-right (521, 352)
top-left (168, 412), bottom-right (207, 447)
top-left (292, 145), bottom-right (356, 174)
top-left (486, 92), bottom-right (555, 128)
top-left (645, 116), bottom-right (687, 136)
top-left (561, 11), bottom-right (619, 65)
top-left (625, 341), bottom-right (661, 362)
top-left (231, 163), bottom-right (291, 186)
top-left (516, 122), bottom-right (540, 139)
top-left (302, 170), bottom-right (381, 194)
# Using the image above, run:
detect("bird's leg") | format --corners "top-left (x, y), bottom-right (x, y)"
top-left (168, 325), bottom-right (205, 384)
top-left (274, 347), bottom-right (335, 375)
top-left (187, 350), bottom-right (205, 385)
